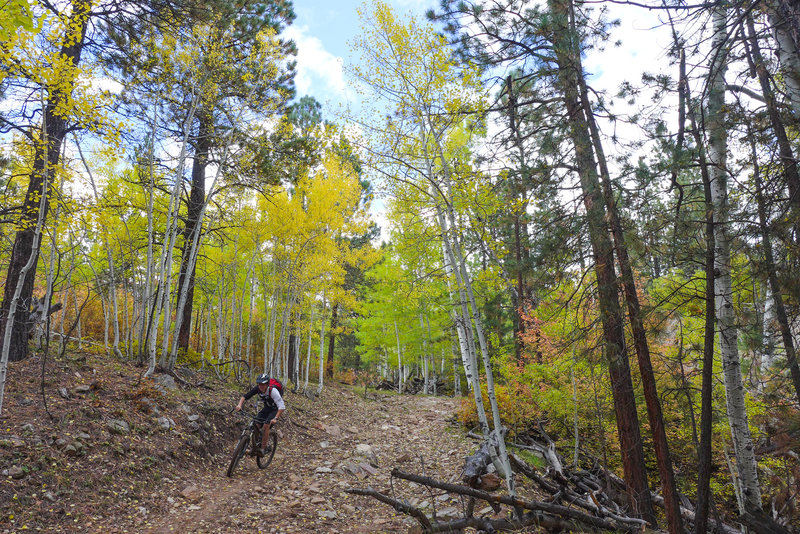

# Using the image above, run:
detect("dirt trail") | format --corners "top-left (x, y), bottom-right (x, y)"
top-left (131, 387), bottom-right (474, 533)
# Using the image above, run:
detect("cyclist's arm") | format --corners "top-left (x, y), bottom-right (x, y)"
top-left (236, 386), bottom-right (259, 410)
top-left (270, 388), bottom-right (286, 411)
top-left (271, 408), bottom-right (284, 424)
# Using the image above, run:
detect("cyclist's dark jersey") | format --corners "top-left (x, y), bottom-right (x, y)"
top-left (243, 386), bottom-right (285, 410)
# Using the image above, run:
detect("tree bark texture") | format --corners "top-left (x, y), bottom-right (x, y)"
top-left (751, 137), bottom-right (800, 405)
top-left (0, 0), bottom-right (90, 363)
top-left (768, 0), bottom-right (800, 120)
top-left (681, 54), bottom-right (718, 533)
top-left (548, 0), bottom-right (655, 524)
top-left (744, 13), bottom-right (800, 247)
top-left (707, 5), bottom-right (763, 514)
top-left (578, 71), bottom-right (682, 534)
top-left (177, 111), bottom-right (211, 352)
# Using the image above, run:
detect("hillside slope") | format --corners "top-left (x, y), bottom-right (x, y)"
top-left (0, 351), bottom-right (474, 533)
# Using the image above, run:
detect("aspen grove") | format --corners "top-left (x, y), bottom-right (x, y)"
top-left (3, 0), bottom-right (800, 531)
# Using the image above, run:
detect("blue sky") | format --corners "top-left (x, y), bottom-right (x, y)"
top-left (287, 0), bottom-right (437, 114)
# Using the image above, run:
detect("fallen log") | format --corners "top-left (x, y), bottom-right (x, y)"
top-left (514, 435), bottom-right (742, 534)
top-left (738, 512), bottom-right (792, 534)
top-left (391, 468), bottom-right (645, 532)
top-left (346, 487), bottom-right (432, 530)
top-left (463, 440), bottom-right (493, 487)
top-left (508, 454), bottom-right (642, 526)
top-left (424, 512), bottom-right (580, 533)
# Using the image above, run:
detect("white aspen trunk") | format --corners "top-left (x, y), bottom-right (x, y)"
top-left (707, 6), bottom-right (763, 514)
top-left (203, 310), bottom-right (209, 361)
top-left (442, 240), bottom-right (474, 390)
top-left (246, 273), bottom-right (256, 367)
top-left (217, 279), bottom-right (225, 359)
top-left (266, 283), bottom-right (281, 371)
top-left (273, 281), bottom-right (294, 377)
top-left (121, 273), bottom-right (131, 359)
top-left (425, 120), bottom-right (515, 496)
top-left (262, 279), bottom-right (273, 372)
top-left (168, 46), bottom-right (274, 371)
top-left (234, 276), bottom-right (243, 363)
top-left (198, 306), bottom-right (205, 357)
top-left (106, 243), bottom-right (121, 358)
top-left (394, 319), bottom-right (403, 393)
top-left (100, 282), bottom-right (109, 349)
top-left (317, 294), bottom-right (327, 395)
top-left (423, 356), bottom-right (429, 395)
top-left (284, 288), bottom-right (297, 375)
top-left (761, 285), bottom-right (776, 384)
top-left (293, 322), bottom-right (301, 387)
top-left (153, 95), bottom-right (198, 371)
top-left (0, 235), bottom-right (42, 412)
top-left (39, 188), bottom-right (62, 349)
top-left (453, 347), bottom-right (461, 396)
top-left (437, 205), bottom-right (486, 419)
top-left (74, 133), bottom-right (123, 359)
top-left (769, 1), bottom-right (800, 119)
top-left (0, 149), bottom-right (50, 414)
top-left (157, 146), bottom-right (191, 368)
top-left (148, 97), bottom-right (197, 375)
top-left (229, 275), bottom-right (238, 372)
top-left (420, 314), bottom-right (429, 395)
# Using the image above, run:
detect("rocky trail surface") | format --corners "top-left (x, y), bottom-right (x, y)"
top-left (1, 353), bottom-right (475, 533)
top-left (138, 391), bottom-right (474, 534)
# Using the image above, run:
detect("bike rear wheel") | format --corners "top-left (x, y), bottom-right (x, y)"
top-left (226, 431), bottom-right (250, 477)
top-left (256, 432), bottom-right (277, 469)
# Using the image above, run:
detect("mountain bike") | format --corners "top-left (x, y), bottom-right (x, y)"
top-left (226, 409), bottom-right (278, 477)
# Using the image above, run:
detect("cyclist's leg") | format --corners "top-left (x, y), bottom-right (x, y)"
top-left (255, 407), bottom-right (271, 451)
top-left (260, 407), bottom-right (278, 451)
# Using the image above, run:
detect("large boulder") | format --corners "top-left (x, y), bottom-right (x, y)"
top-left (153, 374), bottom-right (177, 390)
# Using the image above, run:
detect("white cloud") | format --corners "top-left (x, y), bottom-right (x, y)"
top-left (283, 25), bottom-right (352, 106)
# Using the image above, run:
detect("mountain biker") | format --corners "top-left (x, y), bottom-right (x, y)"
top-left (235, 373), bottom-right (285, 456)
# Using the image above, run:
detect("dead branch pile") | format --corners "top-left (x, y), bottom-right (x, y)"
top-left (348, 426), bottom-right (746, 533)
top-left (372, 377), bottom-right (446, 394)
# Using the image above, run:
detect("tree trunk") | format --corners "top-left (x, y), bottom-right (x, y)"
top-left (0, 0), bottom-right (90, 363)
top-left (325, 303), bottom-right (338, 379)
top-left (548, 0), bottom-right (655, 523)
top-left (316, 294), bottom-right (327, 395)
top-left (177, 111), bottom-right (210, 352)
top-left (768, 0), bottom-right (800, 120)
top-left (681, 48), bottom-right (718, 533)
top-left (288, 326), bottom-right (298, 386)
top-left (750, 134), bottom-right (800, 405)
top-left (304, 301), bottom-right (314, 391)
top-left (707, 5), bottom-right (763, 515)
top-left (744, 13), bottom-right (800, 246)
top-left (578, 61), bottom-right (682, 534)
top-left (139, 115), bottom-right (158, 365)
top-left (505, 75), bottom-right (531, 362)
top-left (394, 319), bottom-right (403, 393)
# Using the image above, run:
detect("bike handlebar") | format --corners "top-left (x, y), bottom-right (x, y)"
top-left (233, 408), bottom-right (276, 426)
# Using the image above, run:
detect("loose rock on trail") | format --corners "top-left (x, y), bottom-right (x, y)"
top-left (0, 354), bottom-right (474, 534)
top-left (137, 390), bottom-right (473, 534)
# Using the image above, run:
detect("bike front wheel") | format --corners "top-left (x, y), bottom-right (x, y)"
top-left (256, 432), bottom-right (277, 469)
top-left (226, 431), bottom-right (250, 477)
